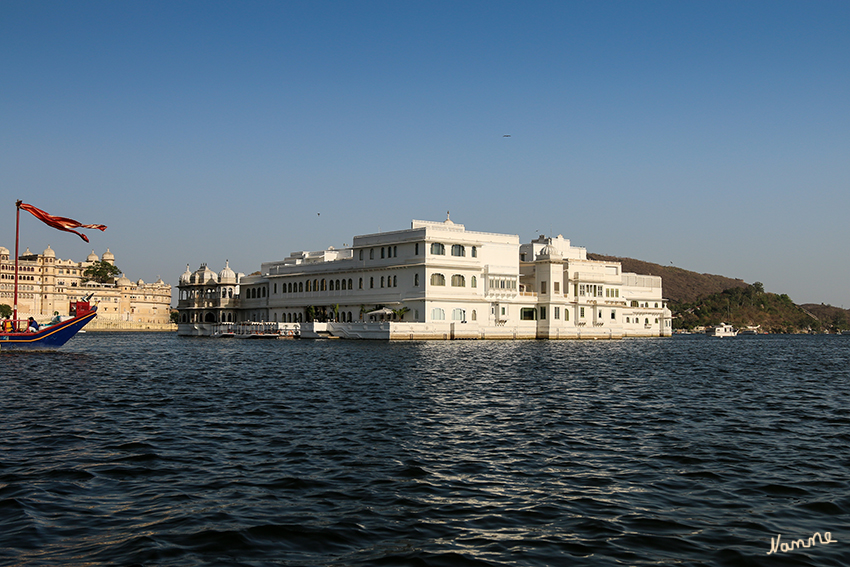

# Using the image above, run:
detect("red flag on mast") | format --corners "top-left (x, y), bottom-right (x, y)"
top-left (18, 203), bottom-right (107, 242)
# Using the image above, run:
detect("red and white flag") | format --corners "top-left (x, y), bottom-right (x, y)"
top-left (19, 203), bottom-right (107, 243)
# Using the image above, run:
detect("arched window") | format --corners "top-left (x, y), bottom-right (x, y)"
top-left (471, 310), bottom-right (477, 321)
top-left (381, 276), bottom-right (385, 288)
top-left (348, 279), bottom-right (352, 289)
top-left (359, 249), bottom-right (364, 261)
top-left (430, 273), bottom-right (446, 286)
top-left (299, 282), bottom-right (303, 292)
top-left (393, 246), bottom-right (398, 257)
top-left (381, 247), bottom-right (385, 259)
top-left (321, 279), bottom-right (327, 291)
top-left (430, 243), bottom-right (445, 255)
top-left (359, 277), bottom-right (363, 289)
top-left (335, 279), bottom-right (341, 290)
top-left (471, 246), bottom-right (477, 258)
top-left (452, 308), bottom-right (465, 321)
top-left (306, 280), bottom-right (312, 292)
top-left (393, 275), bottom-right (397, 287)
top-left (370, 249), bottom-right (374, 259)
top-left (471, 276), bottom-right (477, 288)
top-left (451, 274), bottom-right (465, 287)
top-left (414, 273), bottom-right (420, 286)
top-left (431, 307), bottom-right (445, 320)
top-left (451, 244), bottom-right (465, 257)
top-left (222, 289), bottom-right (227, 298)
top-left (370, 277), bottom-right (374, 288)
top-left (314, 279), bottom-right (319, 291)
top-left (341, 279), bottom-right (347, 290)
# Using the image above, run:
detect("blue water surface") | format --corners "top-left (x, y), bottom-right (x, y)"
top-left (1, 333), bottom-right (848, 566)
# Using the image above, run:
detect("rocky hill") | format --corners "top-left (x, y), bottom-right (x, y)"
top-left (587, 254), bottom-right (748, 303)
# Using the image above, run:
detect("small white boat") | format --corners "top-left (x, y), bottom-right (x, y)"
top-left (706, 323), bottom-right (737, 337)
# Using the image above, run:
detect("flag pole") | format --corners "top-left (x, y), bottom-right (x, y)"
top-left (13, 200), bottom-right (21, 323)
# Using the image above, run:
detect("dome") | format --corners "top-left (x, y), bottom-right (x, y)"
top-left (537, 243), bottom-right (563, 261)
top-left (136, 279), bottom-right (145, 285)
top-left (218, 260), bottom-right (237, 284)
top-left (116, 275), bottom-right (132, 286)
top-left (0, 246), bottom-right (10, 257)
top-left (180, 264), bottom-right (192, 284)
top-left (43, 245), bottom-right (55, 258)
top-left (102, 249), bottom-right (115, 264)
top-left (87, 250), bottom-right (99, 262)
top-left (191, 263), bottom-right (218, 285)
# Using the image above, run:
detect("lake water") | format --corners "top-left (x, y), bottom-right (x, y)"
top-left (1, 333), bottom-right (847, 566)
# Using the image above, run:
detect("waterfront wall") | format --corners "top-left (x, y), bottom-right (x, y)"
top-left (87, 319), bottom-right (177, 332)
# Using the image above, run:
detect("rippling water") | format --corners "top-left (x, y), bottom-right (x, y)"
top-left (1, 334), bottom-right (848, 566)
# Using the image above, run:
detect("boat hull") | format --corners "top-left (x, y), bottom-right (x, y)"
top-left (0, 308), bottom-right (97, 350)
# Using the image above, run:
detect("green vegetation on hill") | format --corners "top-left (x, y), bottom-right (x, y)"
top-left (673, 284), bottom-right (820, 333)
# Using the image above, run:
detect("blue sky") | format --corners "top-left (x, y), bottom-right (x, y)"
top-left (2, 1), bottom-right (848, 306)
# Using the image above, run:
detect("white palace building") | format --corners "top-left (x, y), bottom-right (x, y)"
top-left (177, 217), bottom-right (672, 339)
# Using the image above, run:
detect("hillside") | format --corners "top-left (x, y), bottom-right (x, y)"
top-left (587, 254), bottom-right (749, 303)
top-left (673, 285), bottom-right (818, 333)
top-left (799, 303), bottom-right (850, 331)
top-left (587, 253), bottom-right (850, 333)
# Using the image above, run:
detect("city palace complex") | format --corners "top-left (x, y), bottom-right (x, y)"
top-left (178, 217), bottom-right (673, 339)
top-left (0, 245), bottom-right (172, 330)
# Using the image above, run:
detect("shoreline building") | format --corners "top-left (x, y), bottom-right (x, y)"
top-left (177, 218), bottom-right (672, 339)
top-left (0, 246), bottom-right (173, 330)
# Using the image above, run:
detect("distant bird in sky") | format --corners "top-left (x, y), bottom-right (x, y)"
top-left (503, 134), bottom-right (511, 137)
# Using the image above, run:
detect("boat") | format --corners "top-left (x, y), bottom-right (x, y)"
top-left (212, 322), bottom-right (300, 339)
top-left (1, 200), bottom-right (105, 350)
top-left (706, 323), bottom-right (737, 337)
top-left (1, 297), bottom-right (97, 350)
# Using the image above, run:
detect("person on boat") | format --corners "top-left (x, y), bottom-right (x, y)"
top-left (49, 311), bottom-right (61, 325)
top-left (1, 318), bottom-right (13, 333)
top-left (27, 317), bottom-right (39, 333)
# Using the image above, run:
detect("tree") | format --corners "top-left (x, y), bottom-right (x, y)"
top-left (753, 281), bottom-right (765, 294)
top-left (393, 306), bottom-right (410, 320)
top-left (83, 260), bottom-right (122, 284)
top-left (0, 304), bottom-right (11, 318)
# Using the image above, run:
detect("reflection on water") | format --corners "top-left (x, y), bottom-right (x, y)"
top-left (1, 333), bottom-right (848, 566)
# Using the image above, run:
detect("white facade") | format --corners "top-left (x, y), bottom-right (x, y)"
top-left (177, 217), bottom-right (672, 339)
